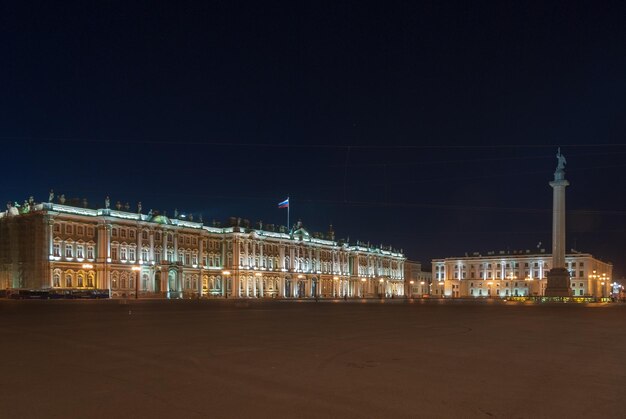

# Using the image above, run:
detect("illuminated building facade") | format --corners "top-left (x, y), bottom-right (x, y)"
top-left (0, 201), bottom-right (405, 299)
top-left (431, 250), bottom-right (613, 299)
top-left (404, 260), bottom-right (432, 297)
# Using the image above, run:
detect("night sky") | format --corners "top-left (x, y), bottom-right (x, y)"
top-left (2, 2), bottom-right (626, 275)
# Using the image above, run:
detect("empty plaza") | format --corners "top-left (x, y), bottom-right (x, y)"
top-left (1, 299), bottom-right (624, 418)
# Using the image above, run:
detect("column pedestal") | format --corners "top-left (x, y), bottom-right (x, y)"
top-left (545, 267), bottom-right (571, 297)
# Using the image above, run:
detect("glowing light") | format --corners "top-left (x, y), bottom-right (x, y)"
top-left (255, 272), bottom-right (262, 277)
top-left (132, 266), bottom-right (141, 271)
top-left (82, 263), bottom-right (94, 269)
top-left (222, 270), bottom-right (231, 276)
top-left (361, 277), bottom-right (367, 282)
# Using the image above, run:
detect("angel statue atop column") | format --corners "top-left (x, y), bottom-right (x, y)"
top-left (556, 147), bottom-right (567, 171)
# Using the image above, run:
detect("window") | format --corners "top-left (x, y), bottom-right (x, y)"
top-left (185, 254), bottom-right (191, 265)
top-left (53, 243), bottom-right (61, 257)
top-left (78, 274), bottom-right (84, 287)
top-left (87, 227), bottom-right (94, 236)
top-left (192, 238), bottom-right (197, 245)
top-left (77, 226), bottom-right (84, 235)
top-left (579, 290), bottom-right (584, 296)
top-left (66, 225), bottom-right (73, 234)
top-left (121, 229), bottom-right (127, 238)
top-left (53, 272), bottom-right (60, 287)
top-left (167, 250), bottom-right (174, 262)
top-left (192, 254), bottom-right (198, 265)
top-left (65, 274), bottom-right (72, 287)
top-left (87, 274), bottom-right (94, 287)
top-left (111, 247), bottom-right (118, 260)
top-left (65, 244), bottom-right (73, 258)
top-left (76, 245), bottom-right (84, 259)
top-left (579, 262), bottom-right (584, 267)
top-left (120, 247), bottom-right (128, 260)
top-left (155, 253), bottom-right (162, 263)
top-left (497, 264), bottom-right (501, 269)
top-left (129, 230), bottom-right (135, 239)
top-left (129, 248), bottom-right (136, 261)
top-left (54, 224), bottom-right (61, 233)
top-left (470, 272), bottom-right (475, 279)
top-left (87, 246), bottom-right (94, 259)
top-left (496, 272), bottom-right (501, 278)
top-left (571, 271), bottom-right (576, 278)
top-left (112, 228), bottom-right (118, 237)
top-left (142, 231), bottom-right (148, 240)
top-left (141, 248), bottom-right (149, 262)
top-left (155, 232), bottom-right (161, 241)
top-left (488, 272), bottom-right (492, 278)
top-left (185, 237), bottom-right (190, 245)
top-left (579, 271), bottom-right (584, 278)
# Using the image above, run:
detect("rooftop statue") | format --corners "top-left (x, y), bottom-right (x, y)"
top-left (105, 196), bottom-right (110, 209)
top-left (137, 202), bottom-right (142, 213)
top-left (48, 189), bottom-right (54, 203)
top-left (556, 147), bottom-right (567, 171)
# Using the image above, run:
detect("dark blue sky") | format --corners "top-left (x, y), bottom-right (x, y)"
top-left (2, 1), bottom-right (626, 274)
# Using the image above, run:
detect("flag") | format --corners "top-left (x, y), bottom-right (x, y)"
top-left (278, 198), bottom-right (289, 208)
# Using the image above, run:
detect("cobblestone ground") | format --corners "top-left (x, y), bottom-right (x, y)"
top-left (1, 299), bottom-right (625, 418)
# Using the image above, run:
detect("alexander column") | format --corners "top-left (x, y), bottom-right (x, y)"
top-left (545, 147), bottom-right (571, 297)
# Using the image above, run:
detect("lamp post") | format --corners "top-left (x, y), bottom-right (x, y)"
top-left (132, 266), bottom-right (141, 299)
top-left (255, 272), bottom-right (262, 298)
top-left (222, 270), bottom-right (231, 298)
top-left (360, 277), bottom-right (366, 298)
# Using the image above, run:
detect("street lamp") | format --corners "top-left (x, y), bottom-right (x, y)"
top-left (132, 266), bottom-right (141, 299)
top-left (255, 272), bottom-right (262, 298)
top-left (222, 270), bottom-right (231, 298)
top-left (361, 277), bottom-right (366, 298)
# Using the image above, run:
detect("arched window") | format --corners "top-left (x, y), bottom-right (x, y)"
top-left (129, 273), bottom-right (135, 290)
top-left (53, 271), bottom-right (61, 287)
top-left (65, 274), bottom-right (72, 288)
top-left (77, 273), bottom-right (84, 287)
top-left (88, 273), bottom-right (95, 287)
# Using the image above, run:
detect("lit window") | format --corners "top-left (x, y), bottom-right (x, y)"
top-left (141, 249), bottom-right (149, 261)
top-left (87, 246), bottom-right (94, 259)
top-left (53, 243), bottom-right (61, 257)
top-left (76, 245), bottom-right (84, 259)
top-left (66, 275), bottom-right (72, 287)
top-left (120, 247), bottom-right (127, 260)
top-left (129, 248), bottom-right (136, 261)
top-left (65, 244), bottom-right (73, 258)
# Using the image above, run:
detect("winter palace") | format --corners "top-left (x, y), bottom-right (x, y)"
top-left (0, 198), bottom-right (405, 299)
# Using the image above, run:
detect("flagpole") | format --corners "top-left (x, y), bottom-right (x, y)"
top-left (287, 197), bottom-right (290, 232)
